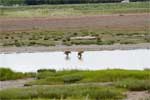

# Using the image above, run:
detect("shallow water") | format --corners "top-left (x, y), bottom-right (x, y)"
top-left (0, 49), bottom-right (150, 72)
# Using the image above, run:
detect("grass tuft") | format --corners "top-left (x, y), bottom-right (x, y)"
top-left (115, 78), bottom-right (150, 91)
top-left (0, 85), bottom-right (125, 100)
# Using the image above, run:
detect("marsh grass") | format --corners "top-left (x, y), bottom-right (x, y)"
top-left (0, 30), bottom-right (149, 47)
top-left (0, 85), bottom-right (125, 100)
top-left (0, 2), bottom-right (149, 17)
top-left (0, 68), bottom-right (35, 81)
top-left (27, 69), bottom-right (150, 85)
top-left (115, 78), bottom-right (150, 91)
top-left (0, 68), bottom-right (149, 99)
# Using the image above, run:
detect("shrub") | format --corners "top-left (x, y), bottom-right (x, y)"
top-left (73, 32), bottom-right (78, 36)
top-left (120, 41), bottom-right (136, 44)
top-left (14, 40), bottom-right (22, 47)
top-left (98, 40), bottom-right (115, 45)
top-left (43, 37), bottom-right (50, 40)
top-left (4, 37), bottom-right (9, 39)
top-left (37, 69), bottom-right (56, 73)
top-left (0, 68), bottom-right (24, 81)
top-left (145, 37), bottom-right (150, 42)
top-left (0, 68), bottom-right (35, 81)
top-left (28, 41), bottom-right (36, 46)
top-left (63, 75), bottom-right (83, 83)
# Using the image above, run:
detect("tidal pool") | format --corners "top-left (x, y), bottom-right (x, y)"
top-left (0, 49), bottom-right (150, 72)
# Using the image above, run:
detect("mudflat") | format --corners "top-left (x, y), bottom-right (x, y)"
top-left (0, 13), bottom-right (149, 32)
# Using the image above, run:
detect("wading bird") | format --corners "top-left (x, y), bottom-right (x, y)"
top-left (64, 51), bottom-right (71, 60)
top-left (78, 51), bottom-right (84, 60)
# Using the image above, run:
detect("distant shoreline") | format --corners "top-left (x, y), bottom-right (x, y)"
top-left (0, 43), bottom-right (150, 54)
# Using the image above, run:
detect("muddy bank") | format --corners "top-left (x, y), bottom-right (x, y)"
top-left (0, 78), bottom-right (34, 90)
top-left (125, 91), bottom-right (150, 100)
top-left (0, 13), bottom-right (148, 32)
top-left (0, 43), bottom-right (150, 54)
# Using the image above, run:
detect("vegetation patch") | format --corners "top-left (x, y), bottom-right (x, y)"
top-left (0, 85), bottom-right (125, 100)
top-left (0, 2), bottom-right (149, 17)
top-left (115, 78), bottom-right (150, 91)
top-left (0, 68), bottom-right (149, 99)
top-left (0, 68), bottom-right (35, 81)
top-left (26, 69), bottom-right (150, 85)
top-left (0, 30), bottom-right (149, 47)
top-left (63, 74), bottom-right (83, 84)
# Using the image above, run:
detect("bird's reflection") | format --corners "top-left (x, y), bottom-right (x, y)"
top-left (78, 56), bottom-right (83, 61)
top-left (65, 56), bottom-right (70, 60)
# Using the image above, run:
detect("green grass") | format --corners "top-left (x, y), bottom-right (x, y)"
top-left (0, 30), bottom-right (149, 47)
top-left (0, 85), bottom-right (125, 100)
top-left (0, 69), bottom-right (149, 99)
top-left (115, 78), bottom-right (150, 91)
top-left (26, 69), bottom-right (150, 85)
top-left (0, 2), bottom-right (149, 17)
top-left (0, 68), bottom-right (35, 81)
